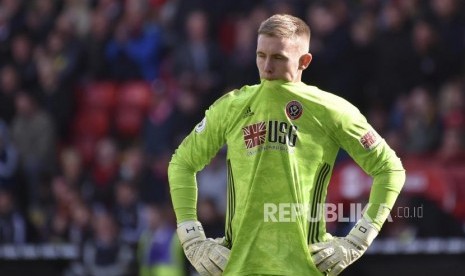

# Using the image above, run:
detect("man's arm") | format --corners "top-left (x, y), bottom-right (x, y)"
top-left (168, 94), bottom-right (230, 222)
top-left (336, 106), bottom-right (405, 228)
top-left (310, 104), bottom-right (405, 276)
top-left (168, 94), bottom-right (232, 276)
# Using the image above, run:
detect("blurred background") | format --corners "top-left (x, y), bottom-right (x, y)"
top-left (0, 0), bottom-right (464, 275)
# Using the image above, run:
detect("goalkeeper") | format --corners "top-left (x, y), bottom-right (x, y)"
top-left (168, 14), bottom-right (405, 275)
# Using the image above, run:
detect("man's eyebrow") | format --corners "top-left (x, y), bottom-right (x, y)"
top-left (272, 53), bottom-right (288, 58)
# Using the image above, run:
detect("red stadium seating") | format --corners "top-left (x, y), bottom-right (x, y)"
top-left (112, 81), bottom-right (154, 139)
top-left (72, 108), bottom-right (110, 139)
top-left (80, 81), bottom-right (118, 112)
top-left (118, 81), bottom-right (152, 113)
top-left (114, 106), bottom-right (144, 139)
top-left (71, 80), bottom-right (154, 158)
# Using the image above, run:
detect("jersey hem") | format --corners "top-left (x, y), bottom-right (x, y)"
top-left (228, 268), bottom-right (321, 276)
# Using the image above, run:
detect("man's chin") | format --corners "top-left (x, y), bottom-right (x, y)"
top-left (262, 77), bottom-right (277, 81)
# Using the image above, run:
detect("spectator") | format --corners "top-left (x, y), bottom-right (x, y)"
top-left (137, 152), bottom-right (170, 204)
top-left (42, 176), bottom-right (81, 243)
top-left (138, 204), bottom-right (185, 276)
top-left (69, 202), bottom-right (92, 246)
top-left (403, 86), bottom-right (442, 153)
top-left (409, 18), bottom-right (453, 89)
top-left (372, 1), bottom-right (415, 108)
top-left (0, 65), bottom-right (20, 124)
top-left (303, 1), bottom-right (354, 101)
top-left (142, 82), bottom-right (177, 157)
top-left (82, 10), bottom-right (111, 80)
top-left (59, 147), bottom-right (93, 203)
top-left (0, 0), bottom-right (27, 57)
top-left (52, 12), bottom-right (85, 83)
top-left (437, 127), bottom-right (465, 164)
top-left (74, 211), bottom-right (133, 276)
top-left (35, 58), bottom-right (73, 139)
top-left (89, 138), bottom-right (119, 208)
top-left (9, 33), bottom-right (38, 90)
top-left (438, 78), bottom-right (465, 128)
top-left (105, 3), bottom-right (162, 81)
top-left (119, 146), bottom-right (145, 184)
top-left (61, 0), bottom-right (92, 39)
top-left (10, 91), bottom-right (56, 208)
top-left (0, 188), bottom-right (26, 244)
top-left (117, 145), bottom-right (163, 205)
top-left (0, 120), bottom-right (19, 191)
top-left (171, 89), bottom-right (203, 145)
top-left (113, 180), bottom-right (146, 246)
top-left (427, 0), bottom-right (465, 76)
top-left (436, 79), bottom-right (465, 163)
top-left (172, 9), bottom-right (224, 107)
top-left (347, 10), bottom-right (377, 111)
top-left (23, 0), bottom-right (58, 43)
top-left (225, 17), bottom-right (259, 89)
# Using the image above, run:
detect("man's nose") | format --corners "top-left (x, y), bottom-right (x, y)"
top-left (264, 58), bottom-right (273, 72)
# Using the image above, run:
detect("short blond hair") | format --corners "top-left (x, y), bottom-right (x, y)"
top-left (258, 14), bottom-right (310, 50)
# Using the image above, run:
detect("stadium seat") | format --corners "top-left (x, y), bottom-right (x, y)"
top-left (117, 81), bottom-right (152, 113)
top-left (72, 108), bottom-right (110, 139)
top-left (114, 106), bottom-right (144, 139)
top-left (80, 81), bottom-right (118, 112)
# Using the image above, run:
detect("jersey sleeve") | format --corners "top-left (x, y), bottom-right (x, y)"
top-left (331, 104), bottom-right (406, 230)
top-left (168, 94), bottom-right (232, 223)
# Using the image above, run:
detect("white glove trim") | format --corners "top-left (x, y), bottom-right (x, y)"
top-left (310, 217), bottom-right (379, 276)
top-left (177, 220), bottom-right (206, 248)
top-left (348, 216), bottom-right (378, 248)
top-left (176, 220), bottom-right (230, 276)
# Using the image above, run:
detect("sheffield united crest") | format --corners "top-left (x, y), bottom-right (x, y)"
top-left (286, 100), bottom-right (303, 120)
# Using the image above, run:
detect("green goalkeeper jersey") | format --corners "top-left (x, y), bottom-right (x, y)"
top-left (169, 79), bottom-right (405, 275)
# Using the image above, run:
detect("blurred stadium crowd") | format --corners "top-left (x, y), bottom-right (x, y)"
top-left (1, 0), bottom-right (465, 275)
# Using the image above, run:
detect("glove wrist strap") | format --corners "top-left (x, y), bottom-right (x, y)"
top-left (177, 220), bottom-right (206, 247)
top-left (348, 217), bottom-right (378, 248)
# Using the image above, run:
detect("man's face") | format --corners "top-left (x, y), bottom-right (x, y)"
top-left (256, 34), bottom-right (310, 82)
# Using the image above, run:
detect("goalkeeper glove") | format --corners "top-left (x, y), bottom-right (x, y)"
top-left (177, 220), bottom-right (230, 276)
top-left (309, 217), bottom-right (378, 276)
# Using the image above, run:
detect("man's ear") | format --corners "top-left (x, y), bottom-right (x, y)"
top-left (299, 53), bottom-right (312, 70)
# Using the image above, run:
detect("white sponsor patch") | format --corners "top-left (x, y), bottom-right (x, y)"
top-left (195, 117), bottom-right (207, 133)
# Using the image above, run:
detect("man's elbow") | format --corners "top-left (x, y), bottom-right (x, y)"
top-left (168, 155), bottom-right (196, 180)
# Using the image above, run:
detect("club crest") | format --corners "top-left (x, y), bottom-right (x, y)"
top-left (286, 100), bottom-right (303, 120)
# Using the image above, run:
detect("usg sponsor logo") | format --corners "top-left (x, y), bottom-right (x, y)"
top-left (242, 121), bottom-right (298, 149)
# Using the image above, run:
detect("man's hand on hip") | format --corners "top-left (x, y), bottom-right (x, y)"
top-left (177, 220), bottom-right (230, 276)
top-left (309, 217), bottom-right (378, 276)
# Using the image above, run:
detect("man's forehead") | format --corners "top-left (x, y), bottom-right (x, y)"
top-left (257, 35), bottom-right (301, 51)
